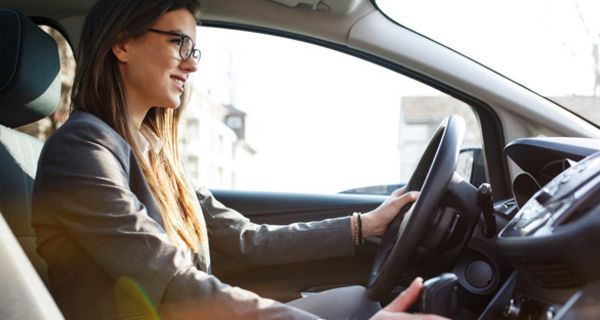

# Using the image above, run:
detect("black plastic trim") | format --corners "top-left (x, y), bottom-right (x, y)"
top-left (212, 189), bottom-right (385, 224)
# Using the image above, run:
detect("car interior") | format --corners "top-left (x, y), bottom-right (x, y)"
top-left (0, 7), bottom-right (64, 319)
top-left (2, 0), bottom-right (600, 319)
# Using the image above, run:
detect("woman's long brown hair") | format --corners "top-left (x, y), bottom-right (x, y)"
top-left (71, 0), bottom-right (204, 251)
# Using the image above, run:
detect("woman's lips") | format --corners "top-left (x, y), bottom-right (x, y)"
top-left (170, 75), bottom-right (185, 92)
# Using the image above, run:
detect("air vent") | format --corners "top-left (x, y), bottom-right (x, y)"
top-left (515, 257), bottom-right (582, 288)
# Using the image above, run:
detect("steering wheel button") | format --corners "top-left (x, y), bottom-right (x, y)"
top-left (535, 189), bottom-right (553, 205)
top-left (520, 212), bottom-right (551, 235)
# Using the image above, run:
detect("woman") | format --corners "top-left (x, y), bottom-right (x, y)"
top-left (32, 0), bottom-right (445, 319)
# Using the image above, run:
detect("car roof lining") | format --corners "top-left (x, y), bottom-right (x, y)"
top-left (3, 0), bottom-right (373, 46)
top-left (0, 0), bottom-right (94, 20)
top-left (198, 0), bottom-right (374, 45)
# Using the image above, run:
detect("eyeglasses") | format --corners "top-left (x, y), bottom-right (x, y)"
top-left (147, 28), bottom-right (201, 63)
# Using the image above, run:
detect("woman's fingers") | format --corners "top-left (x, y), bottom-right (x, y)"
top-left (376, 277), bottom-right (451, 320)
top-left (391, 191), bottom-right (419, 210)
top-left (361, 190), bottom-right (419, 237)
top-left (391, 186), bottom-right (407, 197)
top-left (383, 277), bottom-right (423, 312)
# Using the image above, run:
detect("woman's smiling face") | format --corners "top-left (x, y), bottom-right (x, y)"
top-left (114, 8), bottom-right (198, 119)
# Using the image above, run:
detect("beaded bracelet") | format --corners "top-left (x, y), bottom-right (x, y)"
top-left (352, 212), bottom-right (363, 246)
top-left (351, 213), bottom-right (358, 246)
top-left (356, 212), bottom-right (363, 245)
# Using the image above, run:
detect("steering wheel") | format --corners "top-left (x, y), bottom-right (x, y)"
top-left (367, 115), bottom-right (465, 300)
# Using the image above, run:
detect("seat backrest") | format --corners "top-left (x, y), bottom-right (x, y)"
top-left (0, 125), bottom-right (49, 281)
top-left (0, 8), bottom-right (63, 319)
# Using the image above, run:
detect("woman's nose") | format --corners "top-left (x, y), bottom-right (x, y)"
top-left (181, 57), bottom-right (198, 73)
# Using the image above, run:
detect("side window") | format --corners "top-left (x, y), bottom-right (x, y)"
top-left (181, 27), bottom-right (483, 194)
top-left (16, 25), bottom-right (74, 139)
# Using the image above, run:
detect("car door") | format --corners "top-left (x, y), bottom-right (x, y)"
top-left (212, 189), bottom-right (384, 301)
top-left (181, 25), bottom-right (490, 301)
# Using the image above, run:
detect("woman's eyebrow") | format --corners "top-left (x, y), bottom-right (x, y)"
top-left (164, 28), bottom-right (187, 35)
top-left (172, 29), bottom-right (195, 39)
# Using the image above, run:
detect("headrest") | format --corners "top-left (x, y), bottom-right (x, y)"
top-left (0, 9), bottom-right (60, 128)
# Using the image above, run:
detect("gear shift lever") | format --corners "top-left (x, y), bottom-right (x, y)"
top-left (418, 273), bottom-right (460, 317)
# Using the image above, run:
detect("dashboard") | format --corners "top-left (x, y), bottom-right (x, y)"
top-left (480, 137), bottom-right (600, 319)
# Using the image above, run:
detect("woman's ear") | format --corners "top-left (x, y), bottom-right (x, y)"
top-left (112, 39), bottom-right (131, 63)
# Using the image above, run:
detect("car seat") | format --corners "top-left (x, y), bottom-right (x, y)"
top-left (0, 8), bottom-right (64, 319)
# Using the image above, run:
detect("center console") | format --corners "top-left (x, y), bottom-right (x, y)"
top-left (481, 151), bottom-right (600, 319)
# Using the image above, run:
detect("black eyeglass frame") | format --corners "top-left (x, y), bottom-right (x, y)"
top-left (147, 28), bottom-right (201, 63)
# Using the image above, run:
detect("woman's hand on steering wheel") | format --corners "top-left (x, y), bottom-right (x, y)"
top-left (370, 277), bottom-right (449, 320)
top-left (362, 187), bottom-right (419, 237)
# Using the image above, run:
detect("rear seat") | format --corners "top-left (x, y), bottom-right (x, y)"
top-left (0, 8), bottom-right (64, 319)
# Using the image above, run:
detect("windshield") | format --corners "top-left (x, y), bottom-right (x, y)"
top-left (376, 0), bottom-right (600, 127)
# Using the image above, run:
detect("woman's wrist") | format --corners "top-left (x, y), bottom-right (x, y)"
top-left (361, 212), bottom-right (383, 238)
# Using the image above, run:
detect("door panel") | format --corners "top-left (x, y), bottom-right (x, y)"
top-left (211, 189), bottom-right (384, 301)
top-left (213, 189), bottom-right (385, 224)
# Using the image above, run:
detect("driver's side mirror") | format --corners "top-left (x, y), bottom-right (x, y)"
top-left (457, 147), bottom-right (486, 187)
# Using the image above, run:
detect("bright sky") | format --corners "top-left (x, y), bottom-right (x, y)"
top-left (192, 0), bottom-right (600, 193)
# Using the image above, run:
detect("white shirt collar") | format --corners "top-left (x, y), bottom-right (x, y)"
top-left (137, 126), bottom-right (163, 162)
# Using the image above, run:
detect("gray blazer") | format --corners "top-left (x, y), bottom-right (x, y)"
top-left (32, 111), bottom-right (355, 319)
